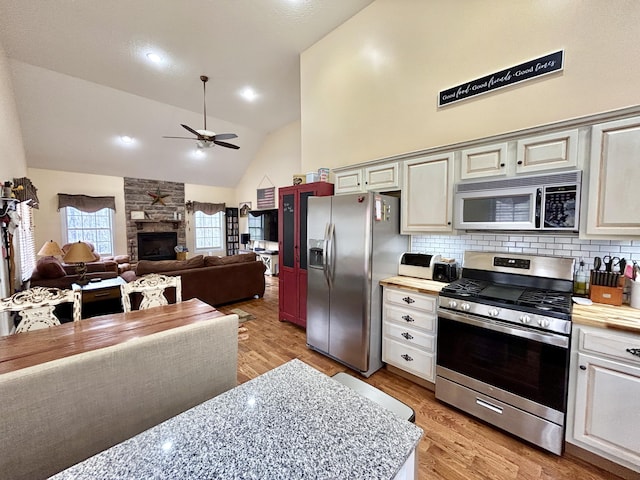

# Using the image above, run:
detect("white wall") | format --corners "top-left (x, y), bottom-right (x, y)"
top-left (234, 119), bottom-right (302, 249)
top-left (184, 183), bottom-right (236, 256)
top-left (301, 0), bottom-right (640, 171)
top-left (28, 168), bottom-right (127, 256)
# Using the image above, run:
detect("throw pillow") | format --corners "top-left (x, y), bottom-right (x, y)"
top-left (36, 257), bottom-right (66, 279)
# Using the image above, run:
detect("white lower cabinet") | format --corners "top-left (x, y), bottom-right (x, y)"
top-left (566, 325), bottom-right (640, 474)
top-left (382, 286), bottom-right (437, 382)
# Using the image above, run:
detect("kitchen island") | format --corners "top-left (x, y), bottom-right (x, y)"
top-left (51, 359), bottom-right (423, 479)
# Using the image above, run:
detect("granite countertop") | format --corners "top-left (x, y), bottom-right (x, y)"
top-left (380, 275), bottom-right (448, 295)
top-left (572, 302), bottom-right (640, 334)
top-left (51, 359), bottom-right (423, 479)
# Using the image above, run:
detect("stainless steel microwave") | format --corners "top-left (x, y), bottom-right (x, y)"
top-left (454, 170), bottom-right (581, 231)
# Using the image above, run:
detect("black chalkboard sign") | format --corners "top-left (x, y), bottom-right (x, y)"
top-left (439, 50), bottom-right (564, 107)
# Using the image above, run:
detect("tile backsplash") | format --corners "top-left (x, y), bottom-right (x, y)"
top-left (411, 233), bottom-right (640, 271)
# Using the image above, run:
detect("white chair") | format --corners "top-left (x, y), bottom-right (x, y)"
top-left (120, 274), bottom-right (182, 312)
top-left (0, 286), bottom-right (82, 333)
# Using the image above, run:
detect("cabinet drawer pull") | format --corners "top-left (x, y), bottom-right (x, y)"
top-left (400, 354), bottom-right (413, 362)
top-left (627, 348), bottom-right (640, 358)
top-left (401, 332), bottom-right (414, 340)
top-left (402, 296), bottom-right (415, 304)
top-left (401, 315), bottom-right (415, 323)
top-left (93, 292), bottom-right (112, 298)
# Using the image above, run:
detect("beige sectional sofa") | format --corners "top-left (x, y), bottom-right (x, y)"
top-left (0, 313), bottom-right (239, 480)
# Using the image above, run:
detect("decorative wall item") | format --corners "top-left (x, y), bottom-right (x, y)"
top-left (130, 210), bottom-right (145, 220)
top-left (147, 187), bottom-right (169, 206)
top-left (257, 187), bottom-right (275, 209)
top-left (439, 50), bottom-right (564, 107)
top-left (239, 202), bottom-right (252, 217)
top-left (256, 175), bottom-right (275, 209)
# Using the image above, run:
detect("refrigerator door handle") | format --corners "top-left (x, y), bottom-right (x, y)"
top-left (322, 223), bottom-right (331, 288)
top-left (326, 222), bottom-right (335, 289)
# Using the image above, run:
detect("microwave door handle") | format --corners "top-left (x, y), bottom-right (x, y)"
top-left (535, 188), bottom-right (542, 228)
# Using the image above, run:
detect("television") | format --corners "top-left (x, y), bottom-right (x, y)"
top-left (248, 209), bottom-right (278, 242)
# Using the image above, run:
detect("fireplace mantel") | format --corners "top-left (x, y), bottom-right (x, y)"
top-left (133, 219), bottom-right (183, 230)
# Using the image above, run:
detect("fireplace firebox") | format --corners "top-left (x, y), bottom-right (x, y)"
top-left (137, 232), bottom-right (178, 261)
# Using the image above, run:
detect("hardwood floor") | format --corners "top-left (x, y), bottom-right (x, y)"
top-left (218, 276), bottom-right (624, 480)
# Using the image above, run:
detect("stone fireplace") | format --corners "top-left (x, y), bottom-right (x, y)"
top-left (124, 178), bottom-right (186, 261)
top-left (137, 232), bottom-right (178, 261)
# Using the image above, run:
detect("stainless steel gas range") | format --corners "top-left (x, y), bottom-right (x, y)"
top-left (436, 251), bottom-right (575, 455)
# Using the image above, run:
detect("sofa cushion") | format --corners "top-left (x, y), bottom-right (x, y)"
top-left (36, 257), bottom-right (66, 279)
top-left (204, 252), bottom-right (257, 267)
top-left (136, 255), bottom-right (204, 275)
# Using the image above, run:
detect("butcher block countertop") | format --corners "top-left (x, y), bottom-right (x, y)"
top-left (379, 276), bottom-right (448, 295)
top-left (572, 302), bottom-right (640, 334)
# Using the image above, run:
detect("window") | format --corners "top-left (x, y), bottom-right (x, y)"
top-left (194, 211), bottom-right (223, 251)
top-left (62, 207), bottom-right (114, 256)
top-left (248, 214), bottom-right (264, 242)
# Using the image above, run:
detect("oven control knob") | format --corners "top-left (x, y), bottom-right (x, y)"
top-left (448, 300), bottom-right (458, 309)
top-left (537, 318), bottom-right (551, 328)
top-left (519, 314), bottom-right (531, 324)
top-left (488, 308), bottom-right (500, 317)
top-left (460, 303), bottom-right (471, 312)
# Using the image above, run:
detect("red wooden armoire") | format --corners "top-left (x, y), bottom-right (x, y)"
top-left (278, 182), bottom-right (334, 327)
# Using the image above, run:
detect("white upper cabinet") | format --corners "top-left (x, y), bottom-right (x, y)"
top-left (460, 143), bottom-right (508, 180)
top-left (459, 129), bottom-right (579, 180)
top-left (586, 116), bottom-right (640, 235)
top-left (402, 153), bottom-right (454, 234)
top-left (334, 162), bottom-right (400, 195)
top-left (516, 129), bottom-right (579, 174)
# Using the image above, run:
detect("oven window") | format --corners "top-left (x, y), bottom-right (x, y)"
top-left (462, 194), bottom-right (531, 223)
top-left (437, 317), bottom-right (569, 412)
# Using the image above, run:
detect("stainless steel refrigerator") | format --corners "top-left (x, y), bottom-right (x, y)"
top-left (306, 192), bottom-right (408, 377)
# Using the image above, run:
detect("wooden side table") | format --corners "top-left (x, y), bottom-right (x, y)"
top-left (73, 277), bottom-right (126, 318)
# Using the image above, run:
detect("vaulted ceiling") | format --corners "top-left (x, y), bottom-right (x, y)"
top-left (0, 0), bottom-right (374, 186)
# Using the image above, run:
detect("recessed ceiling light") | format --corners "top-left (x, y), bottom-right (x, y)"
top-left (120, 135), bottom-right (134, 144)
top-left (146, 52), bottom-right (162, 63)
top-left (239, 87), bottom-right (259, 102)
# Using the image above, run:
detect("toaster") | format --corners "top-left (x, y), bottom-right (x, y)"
top-left (433, 261), bottom-right (459, 283)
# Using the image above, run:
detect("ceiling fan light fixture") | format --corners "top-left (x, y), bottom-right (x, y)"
top-left (196, 129), bottom-right (215, 137)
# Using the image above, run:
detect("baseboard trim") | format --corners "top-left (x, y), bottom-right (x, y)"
top-left (385, 364), bottom-right (435, 392)
top-left (564, 442), bottom-right (639, 480)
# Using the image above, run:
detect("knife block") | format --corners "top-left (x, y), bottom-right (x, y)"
top-left (589, 284), bottom-right (624, 306)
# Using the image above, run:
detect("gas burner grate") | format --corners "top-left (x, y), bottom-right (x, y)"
top-left (517, 289), bottom-right (572, 315)
top-left (441, 278), bottom-right (488, 296)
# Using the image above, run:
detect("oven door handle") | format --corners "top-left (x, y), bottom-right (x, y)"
top-left (438, 309), bottom-right (569, 348)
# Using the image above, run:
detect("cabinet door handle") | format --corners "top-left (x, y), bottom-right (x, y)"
top-left (626, 348), bottom-right (640, 357)
top-left (401, 332), bottom-right (414, 340)
top-left (500, 163), bottom-right (505, 167)
top-left (401, 314), bottom-right (415, 323)
top-left (402, 296), bottom-right (415, 304)
top-left (517, 160), bottom-right (523, 165)
top-left (400, 354), bottom-right (413, 362)
top-left (579, 365), bottom-right (587, 370)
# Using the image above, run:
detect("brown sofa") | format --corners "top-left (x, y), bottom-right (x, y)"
top-left (121, 252), bottom-right (266, 307)
top-left (29, 256), bottom-right (118, 289)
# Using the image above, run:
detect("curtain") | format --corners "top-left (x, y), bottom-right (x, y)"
top-left (57, 194), bottom-right (116, 212)
top-left (16, 202), bottom-right (36, 283)
top-left (13, 177), bottom-right (40, 209)
top-left (186, 201), bottom-right (225, 215)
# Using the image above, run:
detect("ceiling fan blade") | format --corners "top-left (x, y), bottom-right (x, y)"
top-left (213, 133), bottom-right (238, 140)
top-left (162, 136), bottom-right (196, 140)
top-left (213, 140), bottom-right (240, 150)
top-left (181, 124), bottom-right (205, 139)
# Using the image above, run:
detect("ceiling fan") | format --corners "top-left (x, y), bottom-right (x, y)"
top-left (163, 75), bottom-right (240, 150)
